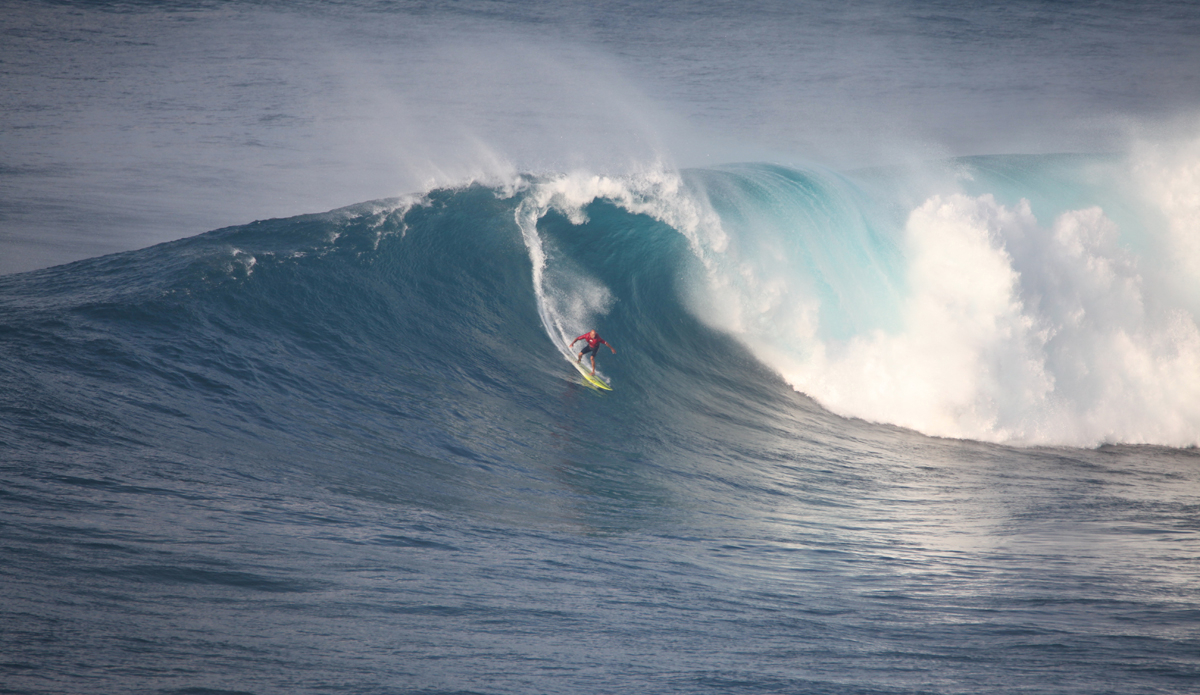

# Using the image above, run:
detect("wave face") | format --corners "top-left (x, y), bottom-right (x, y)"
top-left (0, 180), bottom-right (840, 521)
top-left (3, 156), bottom-right (1200, 694)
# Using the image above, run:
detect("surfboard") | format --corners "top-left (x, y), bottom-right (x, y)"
top-left (571, 358), bottom-right (613, 390)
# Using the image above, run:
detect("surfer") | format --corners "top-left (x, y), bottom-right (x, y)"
top-left (570, 330), bottom-right (616, 376)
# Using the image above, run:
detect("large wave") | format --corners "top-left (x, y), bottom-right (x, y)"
top-left (515, 150), bottom-right (1200, 447)
top-left (3, 149), bottom-right (1197, 456)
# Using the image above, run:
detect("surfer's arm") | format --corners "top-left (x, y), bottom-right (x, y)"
top-left (599, 338), bottom-right (616, 353)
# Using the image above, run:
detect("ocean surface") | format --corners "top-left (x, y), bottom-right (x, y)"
top-left (3, 2), bottom-right (1200, 694)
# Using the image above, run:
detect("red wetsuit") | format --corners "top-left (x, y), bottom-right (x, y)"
top-left (574, 333), bottom-right (610, 353)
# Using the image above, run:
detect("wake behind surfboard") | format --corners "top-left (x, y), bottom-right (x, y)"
top-left (571, 359), bottom-right (613, 391)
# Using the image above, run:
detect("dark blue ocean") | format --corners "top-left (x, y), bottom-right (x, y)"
top-left (3, 2), bottom-right (1200, 694)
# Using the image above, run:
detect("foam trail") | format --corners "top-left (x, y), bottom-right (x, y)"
top-left (512, 168), bottom-right (723, 381)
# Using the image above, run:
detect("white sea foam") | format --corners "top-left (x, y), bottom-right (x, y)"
top-left (1132, 134), bottom-right (1200, 307)
top-left (706, 187), bottom-right (1200, 447)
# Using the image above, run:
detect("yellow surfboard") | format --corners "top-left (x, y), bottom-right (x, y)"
top-left (571, 359), bottom-right (613, 390)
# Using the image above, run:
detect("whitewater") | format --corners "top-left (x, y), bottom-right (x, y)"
top-left (3, 2), bottom-right (1200, 694)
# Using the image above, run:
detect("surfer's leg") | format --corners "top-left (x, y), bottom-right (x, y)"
top-left (590, 354), bottom-right (596, 375)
